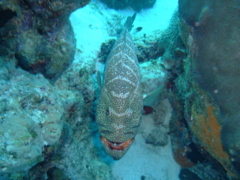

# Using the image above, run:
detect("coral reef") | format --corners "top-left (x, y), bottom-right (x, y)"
top-left (53, 54), bottom-right (113, 180)
top-left (179, 168), bottom-right (201, 180)
top-left (57, 131), bottom-right (112, 180)
top-left (0, 65), bottom-right (64, 173)
top-left (0, 0), bottom-right (89, 81)
top-left (99, 0), bottom-right (156, 11)
top-left (98, 35), bottom-right (166, 64)
top-left (0, 0), bottom-right (220, 179)
top-left (191, 103), bottom-right (229, 169)
top-left (135, 37), bottom-right (165, 63)
top-left (140, 59), bottom-right (167, 95)
top-left (157, 10), bottom-right (186, 70)
top-left (190, 91), bottom-right (236, 179)
top-left (176, 0), bottom-right (240, 178)
top-left (172, 51), bottom-right (232, 179)
top-left (221, 118), bottom-right (240, 176)
top-left (146, 99), bottom-right (172, 147)
top-left (0, 0), bottom-right (91, 176)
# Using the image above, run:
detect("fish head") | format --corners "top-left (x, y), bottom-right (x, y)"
top-left (100, 136), bottom-right (134, 160)
top-left (98, 116), bottom-right (137, 160)
top-left (96, 88), bottom-right (142, 160)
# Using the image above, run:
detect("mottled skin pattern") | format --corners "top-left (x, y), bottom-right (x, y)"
top-left (96, 27), bottom-right (142, 160)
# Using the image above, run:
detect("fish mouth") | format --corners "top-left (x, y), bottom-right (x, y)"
top-left (101, 137), bottom-right (133, 151)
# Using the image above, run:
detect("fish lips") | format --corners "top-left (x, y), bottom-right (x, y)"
top-left (100, 136), bottom-right (134, 160)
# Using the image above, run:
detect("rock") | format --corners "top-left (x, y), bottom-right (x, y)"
top-left (177, 0), bottom-right (240, 178)
top-left (140, 59), bottom-right (167, 95)
top-left (157, 10), bottom-right (186, 70)
top-left (47, 167), bottom-right (69, 180)
top-left (99, 0), bottom-right (156, 11)
top-left (146, 128), bottom-right (168, 146)
top-left (88, 160), bottom-right (111, 180)
top-left (146, 99), bottom-right (172, 147)
top-left (0, 0), bottom-right (90, 81)
top-left (0, 65), bottom-right (64, 173)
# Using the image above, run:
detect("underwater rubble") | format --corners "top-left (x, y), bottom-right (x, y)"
top-left (0, 0), bottom-right (240, 179)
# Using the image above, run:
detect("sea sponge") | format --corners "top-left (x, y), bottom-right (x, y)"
top-left (178, 0), bottom-right (240, 178)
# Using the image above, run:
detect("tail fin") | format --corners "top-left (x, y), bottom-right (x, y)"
top-left (124, 13), bottom-right (137, 31)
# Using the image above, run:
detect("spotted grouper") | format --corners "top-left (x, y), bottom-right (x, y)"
top-left (96, 13), bottom-right (142, 160)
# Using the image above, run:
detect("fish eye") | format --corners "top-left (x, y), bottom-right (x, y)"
top-left (106, 108), bottom-right (109, 116)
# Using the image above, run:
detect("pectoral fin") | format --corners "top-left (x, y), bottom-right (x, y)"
top-left (143, 86), bottom-right (164, 107)
top-left (97, 71), bottom-right (102, 88)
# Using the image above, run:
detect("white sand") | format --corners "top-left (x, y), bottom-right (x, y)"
top-left (69, 0), bottom-right (178, 62)
top-left (111, 99), bottom-right (180, 180)
top-left (111, 115), bottom-right (180, 180)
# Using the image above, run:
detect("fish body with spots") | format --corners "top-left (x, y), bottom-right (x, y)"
top-left (96, 14), bottom-right (142, 160)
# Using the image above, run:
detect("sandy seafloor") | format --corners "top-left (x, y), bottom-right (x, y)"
top-left (69, 0), bottom-right (180, 179)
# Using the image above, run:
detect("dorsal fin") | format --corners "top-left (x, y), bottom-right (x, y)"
top-left (124, 13), bottom-right (137, 31)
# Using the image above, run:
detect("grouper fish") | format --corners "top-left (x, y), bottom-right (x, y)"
top-left (96, 13), bottom-right (142, 160)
